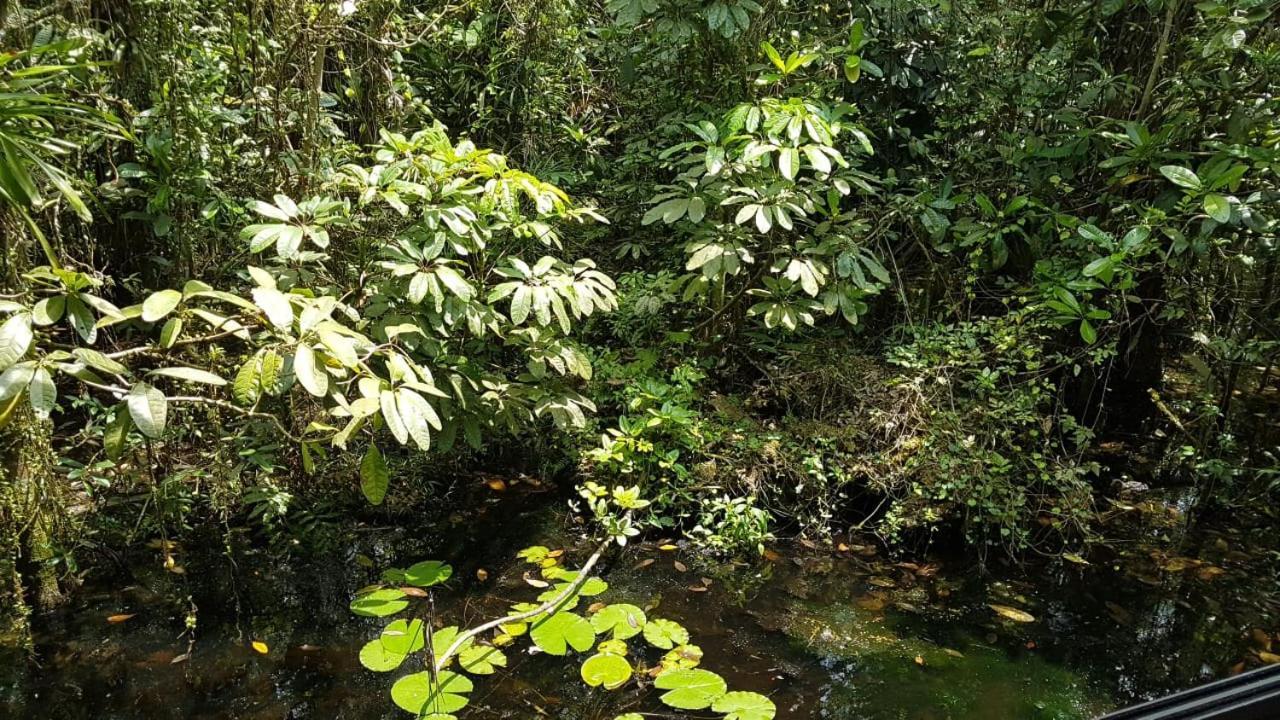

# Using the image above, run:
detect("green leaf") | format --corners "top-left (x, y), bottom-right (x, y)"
top-left (1159, 165), bottom-right (1201, 191)
top-left (1203, 193), bottom-right (1230, 222)
top-left (402, 560), bottom-right (452, 587)
top-left (458, 644), bottom-right (507, 674)
top-left (380, 618), bottom-right (426, 655)
top-left (350, 587), bottom-right (408, 617)
top-left (654, 668), bottom-right (728, 710)
top-left (390, 670), bottom-right (473, 715)
top-left (27, 367), bottom-right (55, 417)
top-left (126, 381), bottom-right (167, 438)
top-left (104, 404), bottom-right (132, 460)
top-left (149, 366), bottom-right (227, 386)
top-left (358, 638), bottom-right (407, 672)
top-left (590, 604), bottom-right (647, 640)
top-left (360, 444), bottom-right (389, 505)
top-left (580, 653), bottom-right (633, 689)
top-left (530, 612), bottom-right (595, 655)
top-left (141, 289), bottom-right (182, 323)
top-left (0, 313), bottom-right (33, 369)
top-left (32, 296), bottom-right (65, 326)
top-left (252, 287), bottom-right (293, 329)
top-left (713, 691), bottom-right (777, 720)
top-left (294, 343), bottom-right (328, 396)
top-left (158, 317), bottom-right (183, 348)
top-left (643, 618), bottom-right (690, 649)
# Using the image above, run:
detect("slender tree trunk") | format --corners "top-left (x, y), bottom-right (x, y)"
top-left (1138, 0), bottom-right (1181, 118)
top-left (0, 406), bottom-right (64, 619)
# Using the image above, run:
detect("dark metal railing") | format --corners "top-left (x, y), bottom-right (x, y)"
top-left (1100, 664), bottom-right (1280, 720)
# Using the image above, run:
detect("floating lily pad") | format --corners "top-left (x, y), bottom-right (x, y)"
top-left (403, 560), bottom-right (453, 587)
top-left (643, 617), bottom-right (690, 649)
top-left (712, 691), bottom-right (777, 720)
top-left (380, 618), bottom-right (426, 655)
top-left (359, 638), bottom-right (407, 672)
top-left (581, 652), bottom-right (634, 689)
top-left (530, 611), bottom-right (596, 655)
top-left (654, 668), bottom-right (728, 710)
top-left (590, 604), bottom-right (647, 640)
top-left (351, 588), bottom-right (409, 617)
top-left (459, 644), bottom-right (507, 674)
top-left (390, 670), bottom-right (473, 715)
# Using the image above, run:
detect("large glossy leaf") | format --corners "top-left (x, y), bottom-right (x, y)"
top-left (0, 313), bottom-right (33, 369)
top-left (27, 367), bottom-right (55, 417)
top-left (126, 381), bottom-right (167, 438)
top-left (141, 289), bottom-right (182, 323)
top-left (360, 444), bottom-right (389, 505)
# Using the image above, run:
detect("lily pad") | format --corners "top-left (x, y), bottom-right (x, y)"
top-left (530, 612), bottom-right (596, 655)
top-left (391, 670), bottom-right (473, 715)
top-left (654, 668), bottom-right (728, 710)
top-left (590, 604), bottom-right (647, 640)
top-left (351, 588), bottom-right (409, 617)
top-left (643, 617), bottom-right (690, 649)
top-left (581, 652), bottom-right (633, 689)
top-left (380, 618), bottom-right (426, 655)
top-left (458, 644), bottom-right (507, 674)
top-left (358, 638), bottom-right (407, 672)
top-left (403, 560), bottom-right (453, 587)
top-left (713, 691), bottom-right (777, 720)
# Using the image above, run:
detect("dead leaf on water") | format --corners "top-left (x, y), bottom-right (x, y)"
top-left (658, 544), bottom-right (678, 552)
top-left (688, 585), bottom-right (708, 592)
top-left (943, 648), bottom-right (965, 658)
top-left (251, 640), bottom-right (269, 655)
top-left (914, 655), bottom-right (925, 666)
top-left (170, 653), bottom-right (190, 664)
top-left (475, 568), bottom-right (489, 582)
top-left (1197, 565), bottom-right (1226, 581)
top-left (400, 587), bottom-right (429, 598)
top-left (673, 560), bottom-right (688, 573)
top-left (1105, 601), bottom-right (1133, 625)
top-left (633, 558), bottom-right (655, 570)
top-left (587, 602), bottom-right (606, 614)
top-left (106, 613), bottom-right (135, 624)
top-left (1258, 652), bottom-right (1280, 664)
top-left (523, 572), bottom-right (550, 588)
top-left (988, 604), bottom-right (1036, 623)
top-left (485, 478), bottom-right (507, 492)
top-left (762, 549), bottom-right (783, 563)
top-left (1062, 552), bottom-right (1090, 565)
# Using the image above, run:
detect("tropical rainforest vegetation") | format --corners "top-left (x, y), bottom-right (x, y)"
top-left (0, 0), bottom-right (1277, 715)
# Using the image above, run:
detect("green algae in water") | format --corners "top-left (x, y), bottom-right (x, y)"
top-left (780, 600), bottom-right (1110, 720)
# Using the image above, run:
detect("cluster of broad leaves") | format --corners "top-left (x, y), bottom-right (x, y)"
top-left (606, 0), bottom-right (763, 42)
top-left (351, 547), bottom-right (776, 720)
top-left (642, 55), bottom-right (889, 332)
top-left (0, 124), bottom-right (615, 503)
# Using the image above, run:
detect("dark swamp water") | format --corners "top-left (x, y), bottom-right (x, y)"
top-left (2, 478), bottom-right (1277, 720)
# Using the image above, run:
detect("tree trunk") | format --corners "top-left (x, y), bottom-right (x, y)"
top-left (0, 405), bottom-right (65, 621)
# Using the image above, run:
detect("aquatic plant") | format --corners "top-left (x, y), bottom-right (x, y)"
top-left (351, 486), bottom-right (776, 719)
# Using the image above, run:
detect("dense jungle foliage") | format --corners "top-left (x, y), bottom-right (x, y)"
top-left (0, 0), bottom-right (1276, 661)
